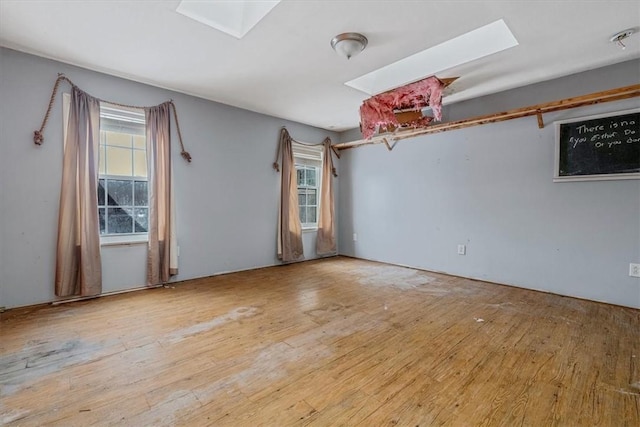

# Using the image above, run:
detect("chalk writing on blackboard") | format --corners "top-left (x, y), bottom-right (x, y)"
top-left (554, 108), bottom-right (640, 182)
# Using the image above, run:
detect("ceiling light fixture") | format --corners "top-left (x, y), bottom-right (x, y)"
top-left (610, 28), bottom-right (635, 50)
top-left (331, 33), bottom-right (368, 59)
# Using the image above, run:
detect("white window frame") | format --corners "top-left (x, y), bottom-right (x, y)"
top-left (99, 103), bottom-right (148, 244)
top-left (292, 142), bottom-right (323, 231)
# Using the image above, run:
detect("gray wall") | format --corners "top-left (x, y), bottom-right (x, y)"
top-left (338, 60), bottom-right (640, 309)
top-left (0, 47), bottom-right (337, 309)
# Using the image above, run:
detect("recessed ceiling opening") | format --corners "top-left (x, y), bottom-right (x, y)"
top-left (346, 19), bottom-right (519, 96)
top-left (176, 0), bottom-right (281, 39)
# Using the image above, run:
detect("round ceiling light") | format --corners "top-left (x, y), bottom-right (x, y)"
top-left (331, 33), bottom-right (368, 60)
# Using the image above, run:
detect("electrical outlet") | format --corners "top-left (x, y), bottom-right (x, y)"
top-left (630, 263), bottom-right (640, 278)
top-left (457, 244), bottom-right (466, 255)
top-left (353, 233), bottom-right (358, 242)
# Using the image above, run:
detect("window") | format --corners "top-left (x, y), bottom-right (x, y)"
top-left (98, 104), bottom-right (148, 237)
top-left (293, 142), bottom-right (322, 229)
top-left (297, 164), bottom-right (318, 227)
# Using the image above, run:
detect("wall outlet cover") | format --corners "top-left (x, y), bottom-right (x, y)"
top-left (630, 263), bottom-right (640, 278)
top-left (457, 244), bottom-right (466, 255)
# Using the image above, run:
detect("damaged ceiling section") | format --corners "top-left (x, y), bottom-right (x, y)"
top-left (359, 76), bottom-right (457, 140)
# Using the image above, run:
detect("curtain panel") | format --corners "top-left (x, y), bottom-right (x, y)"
top-left (276, 129), bottom-right (304, 262)
top-left (55, 87), bottom-right (102, 297)
top-left (316, 139), bottom-right (337, 256)
top-left (146, 103), bottom-right (178, 285)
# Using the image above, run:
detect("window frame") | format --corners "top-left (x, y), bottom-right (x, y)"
top-left (98, 103), bottom-right (149, 242)
top-left (292, 142), bottom-right (323, 231)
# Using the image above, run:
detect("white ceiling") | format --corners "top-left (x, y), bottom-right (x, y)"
top-left (1, 1), bottom-right (639, 132)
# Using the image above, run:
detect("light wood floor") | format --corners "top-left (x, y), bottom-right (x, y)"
top-left (1, 256), bottom-right (638, 426)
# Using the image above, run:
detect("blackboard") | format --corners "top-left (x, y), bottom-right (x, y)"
top-left (554, 108), bottom-right (640, 181)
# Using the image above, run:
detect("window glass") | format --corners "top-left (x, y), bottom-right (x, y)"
top-left (98, 105), bottom-right (147, 236)
top-left (134, 181), bottom-right (148, 206)
top-left (107, 207), bottom-right (134, 234)
top-left (107, 180), bottom-right (133, 206)
top-left (295, 165), bottom-right (320, 228)
top-left (106, 146), bottom-right (133, 176)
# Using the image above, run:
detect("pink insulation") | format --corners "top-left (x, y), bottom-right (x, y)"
top-left (359, 76), bottom-right (445, 139)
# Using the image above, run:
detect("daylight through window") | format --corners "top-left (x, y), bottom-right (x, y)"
top-left (98, 104), bottom-right (148, 236)
top-left (293, 142), bottom-right (323, 229)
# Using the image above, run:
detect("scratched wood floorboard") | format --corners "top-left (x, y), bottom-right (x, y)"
top-left (1, 256), bottom-right (638, 426)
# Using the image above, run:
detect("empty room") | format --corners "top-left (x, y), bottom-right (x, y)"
top-left (1, 1), bottom-right (639, 426)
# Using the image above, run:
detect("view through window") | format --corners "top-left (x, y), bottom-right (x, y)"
top-left (98, 105), bottom-right (148, 236)
top-left (293, 142), bottom-right (322, 229)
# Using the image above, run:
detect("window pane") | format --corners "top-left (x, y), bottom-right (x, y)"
top-left (297, 168), bottom-right (305, 186)
top-left (107, 180), bottom-right (133, 206)
top-left (106, 146), bottom-right (133, 176)
top-left (298, 190), bottom-right (306, 206)
top-left (134, 208), bottom-right (148, 233)
top-left (134, 181), bottom-right (148, 207)
top-left (306, 168), bottom-right (317, 187)
top-left (299, 206), bottom-right (306, 224)
top-left (307, 207), bottom-right (317, 224)
top-left (98, 179), bottom-right (105, 206)
top-left (105, 131), bottom-right (132, 148)
top-left (133, 149), bottom-right (147, 177)
top-left (98, 145), bottom-right (106, 175)
top-left (307, 189), bottom-right (317, 206)
top-left (133, 135), bottom-right (146, 150)
top-left (107, 207), bottom-right (133, 234)
top-left (99, 208), bottom-right (105, 234)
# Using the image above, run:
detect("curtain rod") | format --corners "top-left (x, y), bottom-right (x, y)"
top-left (281, 127), bottom-right (341, 160)
top-left (34, 73), bottom-right (192, 162)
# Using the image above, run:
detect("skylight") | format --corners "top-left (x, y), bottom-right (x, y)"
top-left (346, 19), bottom-right (519, 95)
top-left (176, 0), bottom-right (281, 39)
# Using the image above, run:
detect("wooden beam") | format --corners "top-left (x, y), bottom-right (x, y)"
top-left (333, 84), bottom-right (640, 151)
top-left (394, 110), bottom-right (424, 124)
top-left (439, 77), bottom-right (459, 87)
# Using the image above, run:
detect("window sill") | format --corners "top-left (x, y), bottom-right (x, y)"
top-left (302, 227), bottom-right (318, 233)
top-left (100, 234), bottom-right (148, 247)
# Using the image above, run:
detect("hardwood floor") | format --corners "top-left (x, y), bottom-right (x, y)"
top-left (1, 256), bottom-right (638, 426)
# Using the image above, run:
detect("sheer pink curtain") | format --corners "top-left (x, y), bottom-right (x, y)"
top-left (275, 128), bottom-right (304, 262)
top-left (146, 102), bottom-right (178, 285)
top-left (316, 139), bottom-right (337, 256)
top-left (55, 87), bottom-right (102, 297)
